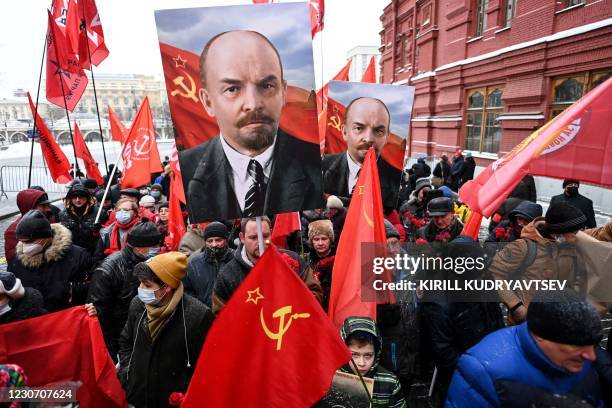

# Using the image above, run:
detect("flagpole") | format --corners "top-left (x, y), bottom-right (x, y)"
top-left (256, 216), bottom-right (265, 255)
top-left (349, 359), bottom-right (373, 404)
top-left (58, 76), bottom-right (80, 177)
top-left (81, 4), bottom-right (109, 173)
top-left (319, 31), bottom-right (324, 112)
top-left (94, 147), bottom-right (123, 224)
top-left (28, 36), bottom-right (49, 188)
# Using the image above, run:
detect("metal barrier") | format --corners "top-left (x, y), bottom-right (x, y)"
top-left (0, 166), bottom-right (68, 199)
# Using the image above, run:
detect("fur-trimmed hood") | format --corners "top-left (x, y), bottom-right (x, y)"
top-left (16, 223), bottom-right (73, 269)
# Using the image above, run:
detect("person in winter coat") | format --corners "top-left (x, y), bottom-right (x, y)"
top-left (415, 198), bottom-right (464, 244)
top-left (550, 179), bottom-right (597, 228)
top-left (149, 183), bottom-right (165, 204)
top-left (340, 317), bottom-right (407, 408)
top-left (488, 202), bottom-right (588, 325)
top-left (8, 210), bottom-right (91, 312)
top-left (184, 222), bottom-right (234, 308)
top-left (87, 219), bottom-right (163, 361)
top-left (448, 150), bottom-right (464, 192)
top-left (156, 202), bottom-right (169, 244)
top-left (118, 252), bottom-right (214, 408)
top-left (400, 178), bottom-right (432, 239)
top-left (459, 152), bottom-right (475, 186)
top-left (485, 201), bottom-right (543, 244)
top-left (178, 223), bottom-right (208, 257)
top-left (59, 184), bottom-right (107, 253)
top-left (212, 217), bottom-right (322, 315)
top-left (445, 289), bottom-right (604, 408)
top-left (377, 221), bottom-right (419, 399)
top-left (94, 198), bottom-right (142, 264)
top-left (487, 196), bottom-right (525, 233)
top-left (325, 195), bottom-right (347, 239)
top-left (432, 155), bottom-right (451, 188)
top-left (420, 236), bottom-right (504, 404)
top-left (4, 189), bottom-right (53, 262)
top-left (302, 219), bottom-right (336, 311)
top-left (509, 174), bottom-right (537, 202)
top-left (0, 271), bottom-right (47, 324)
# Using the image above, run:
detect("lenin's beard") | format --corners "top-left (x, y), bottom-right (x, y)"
top-left (236, 111), bottom-right (278, 152)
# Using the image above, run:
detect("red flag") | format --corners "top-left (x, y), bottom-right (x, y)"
top-left (271, 212), bottom-right (301, 249)
top-left (182, 246), bottom-right (351, 407)
top-left (164, 173), bottom-right (187, 251)
top-left (328, 148), bottom-right (387, 328)
top-left (0, 307), bottom-right (127, 407)
top-left (317, 60), bottom-right (351, 151)
top-left (310, 0), bottom-right (325, 37)
top-left (76, 0), bottom-right (109, 68)
top-left (159, 42), bottom-right (319, 149)
top-left (149, 132), bottom-right (164, 174)
top-left (73, 122), bottom-right (104, 185)
top-left (27, 92), bottom-right (73, 184)
top-left (460, 77), bottom-right (612, 217)
top-left (169, 142), bottom-right (186, 204)
top-left (108, 105), bottom-right (128, 142)
top-left (46, 10), bottom-right (88, 111)
top-left (121, 97), bottom-right (157, 188)
top-left (361, 56), bottom-right (376, 83)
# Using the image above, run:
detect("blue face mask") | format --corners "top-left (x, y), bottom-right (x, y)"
top-left (138, 287), bottom-right (163, 305)
top-left (151, 191), bottom-right (161, 199)
top-left (116, 210), bottom-right (133, 224)
top-left (145, 247), bottom-right (161, 259)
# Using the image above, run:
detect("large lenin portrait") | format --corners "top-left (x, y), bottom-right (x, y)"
top-left (155, 3), bottom-right (323, 222)
top-left (323, 81), bottom-right (415, 211)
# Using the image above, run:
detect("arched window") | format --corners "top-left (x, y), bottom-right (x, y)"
top-left (549, 69), bottom-right (612, 118)
top-left (464, 87), bottom-right (504, 154)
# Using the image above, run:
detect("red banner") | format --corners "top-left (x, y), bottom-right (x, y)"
top-left (169, 142), bottom-right (186, 204)
top-left (164, 173), bottom-right (187, 251)
top-left (45, 10), bottom-right (88, 111)
top-left (76, 0), bottom-right (109, 68)
top-left (460, 77), bottom-right (612, 217)
top-left (182, 246), bottom-right (350, 407)
top-left (0, 307), bottom-right (127, 407)
top-left (159, 42), bottom-right (319, 150)
top-left (108, 105), bottom-right (128, 142)
top-left (121, 97), bottom-right (158, 188)
top-left (328, 148), bottom-right (387, 328)
top-left (27, 92), bottom-right (73, 184)
top-left (74, 122), bottom-right (104, 185)
top-left (310, 0), bottom-right (325, 37)
top-left (361, 56), bottom-right (376, 83)
top-left (271, 212), bottom-right (301, 249)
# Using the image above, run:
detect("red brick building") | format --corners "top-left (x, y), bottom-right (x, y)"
top-left (379, 0), bottom-right (612, 165)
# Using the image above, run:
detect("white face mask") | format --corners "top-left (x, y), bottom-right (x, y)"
top-left (22, 242), bottom-right (45, 256)
top-left (0, 302), bottom-right (11, 316)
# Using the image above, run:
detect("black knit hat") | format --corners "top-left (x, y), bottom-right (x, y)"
top-left (204, 221), bottom-right (228, 240)
top-left (127, 219), bottom-right (162, 247)
top-left (16, 210), bottom-right (53, 240)
top-left (527, 289), bottom-right (602, 346)
top-left (543, 202), bottom-right (587, 234)
top-left (383, 219), bottom-right (400, 240)
top-left (427, 197), bottom-right (454, 216)
top-left (509, 201), bottom-right (543, 222)
top-left (120, 188), bottom-right (141, 200)
top-left (562, 179), bottom-right (580, 188)
top-left (66, 184), bottom-right (91, 199)
top-left (82, 178), bottom-right (98, 189)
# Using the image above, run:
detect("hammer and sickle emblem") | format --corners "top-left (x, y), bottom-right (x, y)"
top-left (328, 115), bottom-right (343, 132)
top-left (171, 71), bottom-right (199, 103)
top-left (362, 198), bottom-right (375, 228)
top-left (133, 134), bottom-right (151, 156)
top-left (260, 305), bottom-right (310, 351)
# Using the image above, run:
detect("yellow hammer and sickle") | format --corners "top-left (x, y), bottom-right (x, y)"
top-left (363, 201), bottom-right (374, 228)
top-left (171, 71), bottom-right (199, 103)
top-left (260, 306), bottom-right (310, 351)
top-left (328, 115), bottom-right (342, 131)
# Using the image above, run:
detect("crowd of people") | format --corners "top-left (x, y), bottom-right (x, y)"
top-left (1, 154), bottom-right (611, 408)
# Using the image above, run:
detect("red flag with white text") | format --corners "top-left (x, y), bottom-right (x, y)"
top-left (460, 77), bottom-right (612, 217)
top-left (76, 0), bottom-right (109, 68)
top-left (27, 93), bottom-right (73, 184)
top-left (74, 122), bottom-right (104, 185)
top-left (121, 97), bottom-right (157, 188)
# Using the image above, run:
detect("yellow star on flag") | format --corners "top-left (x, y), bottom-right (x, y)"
top-left (173, 54), bottom-right (187, 69)
top-left (246, 287), bottom-right (264, 305)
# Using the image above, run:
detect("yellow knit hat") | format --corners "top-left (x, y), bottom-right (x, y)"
top-left (145, 251), bottom-right (187, 289)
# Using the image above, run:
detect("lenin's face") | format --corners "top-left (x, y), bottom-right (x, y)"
top-left (343, 98), bottom-right (390, 164)
top-left (200, 31), bottom-right (287, 156)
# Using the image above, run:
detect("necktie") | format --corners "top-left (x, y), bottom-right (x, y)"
top-left (350, 168), bottom-right (361, 196)
top-left (244, 159), bottom-right (266, 217)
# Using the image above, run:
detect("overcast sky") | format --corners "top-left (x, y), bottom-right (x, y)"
top-left (328, 80), bottom-right (415, 138)
top-left (0, 0), bottom-right (389, 99)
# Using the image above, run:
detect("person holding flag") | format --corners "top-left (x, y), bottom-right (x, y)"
top-left (58, 184), bottom-right (107, 254)
top-left (211, 217), bottom-right (322, 315)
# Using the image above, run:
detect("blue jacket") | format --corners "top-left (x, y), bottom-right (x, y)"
top-left (445, 323), bottom-right (602, 407)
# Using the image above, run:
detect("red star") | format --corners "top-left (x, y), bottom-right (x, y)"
top-left (173, 54), bottom-right (187, 69)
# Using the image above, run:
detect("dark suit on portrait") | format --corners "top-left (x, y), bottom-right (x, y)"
top-left (322, 152), bottom-right (402, 210)
top-left (179, 129), bottom-right (324, 222)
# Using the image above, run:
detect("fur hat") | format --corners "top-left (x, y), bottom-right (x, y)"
top-left (308, 219), bottom-right (334, 242)
top-left (145, 251), bottom-right (187, 289)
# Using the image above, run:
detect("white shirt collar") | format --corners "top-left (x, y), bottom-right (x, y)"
top-left (220, 133), bottom-right (276, 182)
top-left (346, 152), bottom-right (362, 193)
